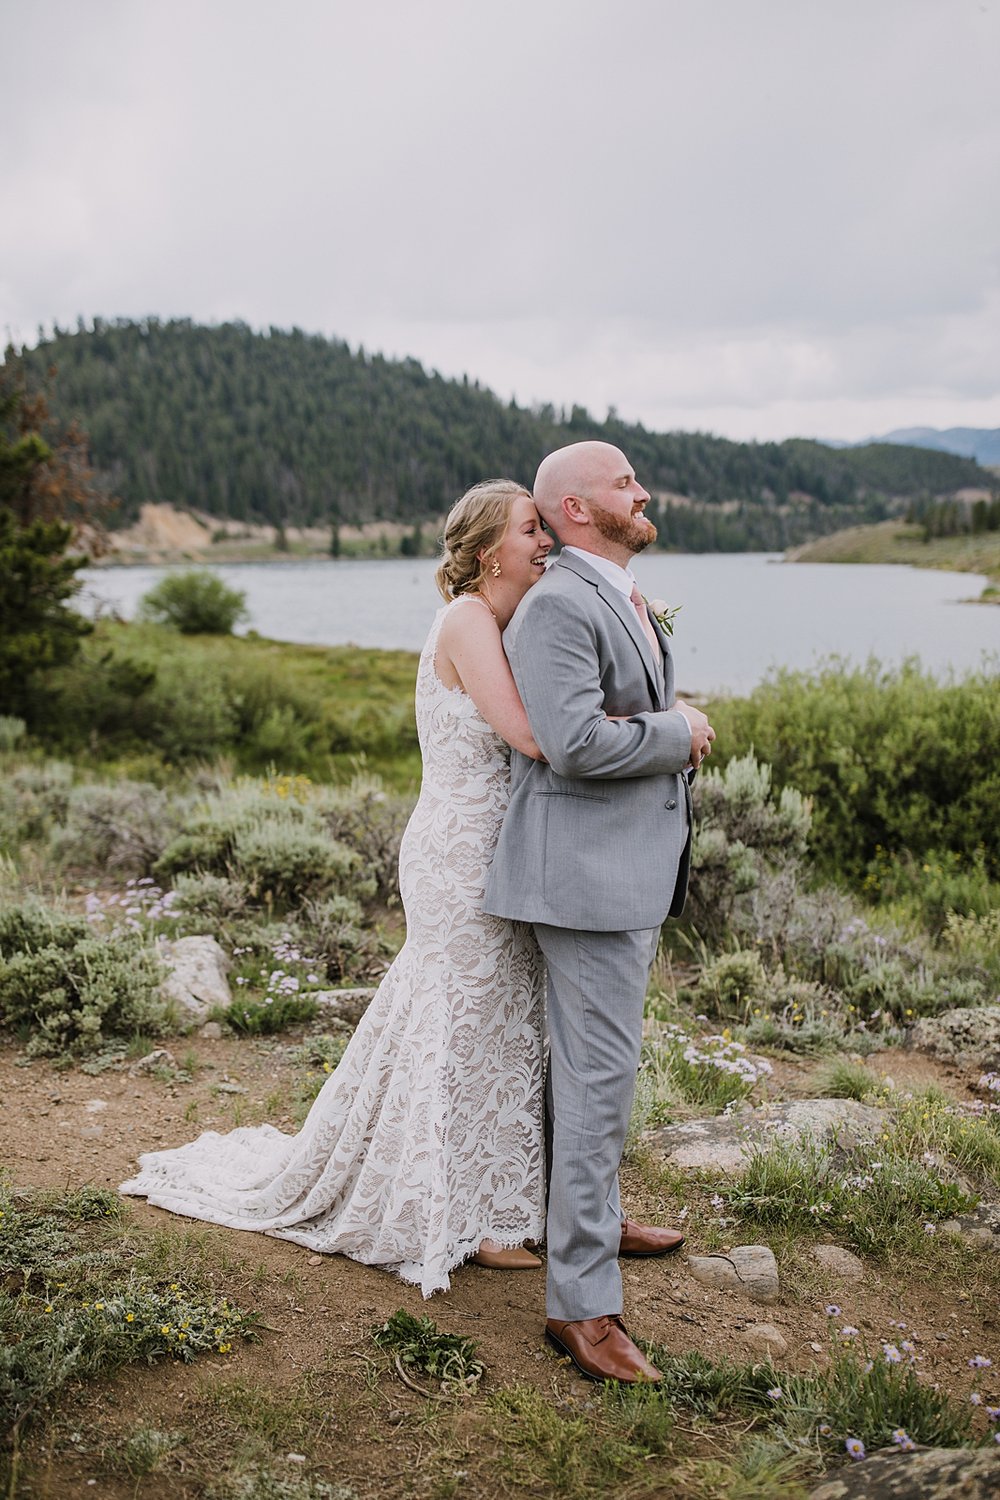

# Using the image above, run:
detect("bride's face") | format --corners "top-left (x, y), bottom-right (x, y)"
top-left (492, 493), bottom-right (553, 594)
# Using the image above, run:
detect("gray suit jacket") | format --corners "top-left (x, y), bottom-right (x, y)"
top-left (483, 550), bottom-right (694, 932)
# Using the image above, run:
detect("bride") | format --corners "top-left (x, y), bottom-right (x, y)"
top-left (122, 479), bottom-right (553, 1296)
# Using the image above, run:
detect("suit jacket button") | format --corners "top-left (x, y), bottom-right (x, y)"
top-left (665, 799), bottom-right (677, 810)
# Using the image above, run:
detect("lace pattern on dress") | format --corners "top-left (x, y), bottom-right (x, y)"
top-left (121, 599), bottom-right (546, 1296)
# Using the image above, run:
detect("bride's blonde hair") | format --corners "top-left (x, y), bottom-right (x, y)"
top-left (435, 479), bottom-right (531, 602)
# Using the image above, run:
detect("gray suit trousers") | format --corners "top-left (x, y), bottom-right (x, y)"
top-left (534, 921), bottom-right (660, 1321)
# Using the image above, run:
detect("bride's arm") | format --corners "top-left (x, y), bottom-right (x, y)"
top-left (437, 606), bottom-right (544, 759)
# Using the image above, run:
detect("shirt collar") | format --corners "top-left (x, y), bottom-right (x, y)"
top-left (561, 546), bottom-right (636, 597)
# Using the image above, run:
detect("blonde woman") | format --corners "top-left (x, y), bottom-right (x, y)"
top-left (123, 480), bottom-right (552, 1295)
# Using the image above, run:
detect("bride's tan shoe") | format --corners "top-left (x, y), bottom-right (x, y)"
top-left (471, 1240), bottom-right (542, 1270)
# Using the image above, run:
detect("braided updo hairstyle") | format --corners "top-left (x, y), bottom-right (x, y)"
top-left (435, 478), bottom-right (531, 603)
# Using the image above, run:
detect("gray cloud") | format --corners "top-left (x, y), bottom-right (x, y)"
top-left (2, 0), bottom-right (998, 440)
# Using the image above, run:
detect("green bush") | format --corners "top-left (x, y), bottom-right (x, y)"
top-left (0, 715), bottom-right (26, 751)
top-left (0, 902), bottom-right (170, 1057)
top-left (138, 569), bottom-right (248, 634)
top-left (707, 659), bottom-right (1000, 891)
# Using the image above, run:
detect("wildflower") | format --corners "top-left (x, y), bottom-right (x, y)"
top-left (818, 1424), bottom-right (832, 1437)
top-left (160, 1325), bottom-right (171, 1335)
top-left (891, 1428), bottom-right (915, 1451)
top-left (971, 1393), bottom-right (983, 1406)
top-left (44, 1304), bottom-right (53, 1313)
top-left (985, 1405), bottom-right (1000, 1422)
top-left (825, 1304), bottom-right (841, 1317)
top-left (970, 1355), bottom-right (993, 1369)
top-left (840, 1326), bottom-right (859, 1339)
top-left (882, 1344), bottom-right (903, 1364)
top-left (94, 1302), bottom-right (104, 1310)
top-left (766, 1387), bottom-right (783, 1400)
top-left (923, 1223), bottom-right (936, 1234)
top-left (845, 1437), bottom-right (865, 1460)
top-left (218, 1342), bottom-right (232, 1353)
top-left (126, 1313), bottom-right (135, 1322)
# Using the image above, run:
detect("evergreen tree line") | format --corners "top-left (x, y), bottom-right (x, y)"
top-left (11, 318), bottom-right (988, 539)
top-left (907, 493), bottom-right (1000, 542)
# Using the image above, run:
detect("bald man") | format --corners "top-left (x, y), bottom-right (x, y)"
top-left (484, 440), bottom-right (715, 1384)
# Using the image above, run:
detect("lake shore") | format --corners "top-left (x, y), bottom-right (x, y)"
top-left (788, 519), bottom-right (1000, 601)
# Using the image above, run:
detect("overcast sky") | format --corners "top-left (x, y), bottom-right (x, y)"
top-left (2, 0), bottom-right (998, 443)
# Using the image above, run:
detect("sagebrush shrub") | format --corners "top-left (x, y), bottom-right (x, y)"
top-left (0, 908), bottom-right (170, 1057)
top-left (315, 773), bottom-right (412, 903)
top-left (685, 753), bottom-right (812, 949)
top-left (0, 760), bottom-right (75, 851)
top-left (52, 780), bottom-right (177, 876)
top-left (299, 893), bottom-right (391, 982)
top-left (157, 783), bottom-right (361, 906)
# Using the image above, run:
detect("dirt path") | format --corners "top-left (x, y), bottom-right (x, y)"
top-left (4, 1034), bottom-right (999, 1499)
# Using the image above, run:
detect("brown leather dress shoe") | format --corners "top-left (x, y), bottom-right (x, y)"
top-left (471, 1243), bottom-right (542, 1269)
top-left (618, 1218), bottom-right (685, 1257)
top-left (545, 1315), bottom-right (662, 1384)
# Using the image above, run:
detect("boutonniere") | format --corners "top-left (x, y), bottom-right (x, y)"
top-left (647, 597), bottom-right (681, 636)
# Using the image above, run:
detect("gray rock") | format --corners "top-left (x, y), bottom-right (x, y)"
top-left (910, 1005), bottom-right (1000, 1071)
top-left (312, 987), bottom-right (376, 1026)
top-left (158, 935), bottom-right (231, 1021)
top-left (687, 1244), bottom-right (779, 1303)
top-left (129, 1048), bottom-right (176, 1076)
top-left (811, 1244), bottom-right (864, 1282)
top-left (743, 1322), bottom-right (788, 1357)
top-left (942, 1202), bottom-right (1000, 1250)
top-left (199, 1021), bottom-right (223, 1040)
top-left (649, 1098), bottom-right (885, 1175)
top-left (807, 1446), bottom-right (1000, 1499)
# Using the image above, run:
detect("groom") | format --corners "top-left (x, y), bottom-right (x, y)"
top-left (484, 440), bottom-right (715, 1383)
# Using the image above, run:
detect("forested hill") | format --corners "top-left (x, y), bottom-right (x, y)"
top-left (13, 319), bottom-right (990, 551)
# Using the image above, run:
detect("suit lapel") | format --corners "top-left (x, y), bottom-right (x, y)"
top-left (554, 553), bottom-right (665, 709)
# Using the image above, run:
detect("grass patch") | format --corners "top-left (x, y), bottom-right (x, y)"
top-left (813, 1058), bottom-right (882, 1101)
top-left (0, 1183), bottom-right (256, 1456)
top-left (720, 1135), bottom-right (976, 1254)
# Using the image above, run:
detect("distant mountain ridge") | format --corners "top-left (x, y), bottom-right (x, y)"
top-left (9, 319), bottom-right (991, 553)
top-left (826, 426), bottom-right (1000, 467)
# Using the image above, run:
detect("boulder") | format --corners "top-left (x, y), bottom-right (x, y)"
top-left (910, 1006), bottom-right (1000, 1071)
top-left (811, 1244), bottom-right (864, 1282)
top-left (158, 935), bottom-right (231, 1021)
top-left (807, 1446), bottom-right (1000, 1499)
top-left (649, 1099), bottom-right (885, 1175)
top-left (687, 1245), bottom-right (779, 1303)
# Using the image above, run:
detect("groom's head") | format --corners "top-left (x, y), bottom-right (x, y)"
top-left (533, 441), bottom-right (656, 563)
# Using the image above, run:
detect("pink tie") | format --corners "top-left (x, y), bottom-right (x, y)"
top-left (630, 585), bottom-right (660, 657)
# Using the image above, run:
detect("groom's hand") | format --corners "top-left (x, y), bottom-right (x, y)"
top-left (673, 699), bottom-right (716, 769)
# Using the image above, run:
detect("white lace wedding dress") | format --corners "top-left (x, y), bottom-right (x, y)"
top-left (121, 599), bottom-right (546, 1295)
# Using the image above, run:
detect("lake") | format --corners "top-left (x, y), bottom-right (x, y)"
top-left (77, 554), bottom-right (998, 697)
